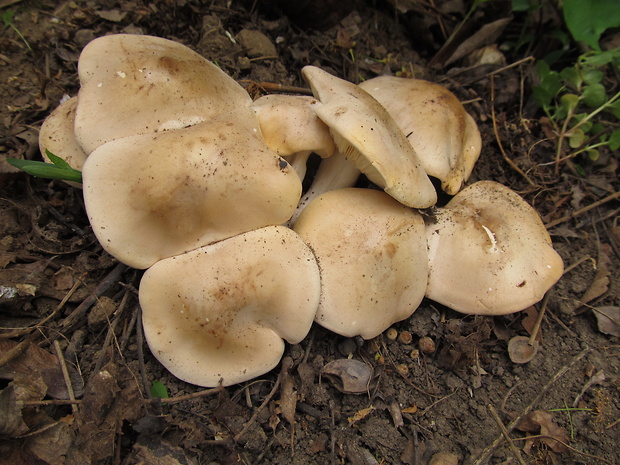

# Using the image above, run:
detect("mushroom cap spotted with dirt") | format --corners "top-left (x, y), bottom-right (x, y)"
top-left (301, 66), bottom-right (438, 209)
top-left (82, 106), bottom-right (302, 270)
top-left (425, 180), bottom-right (564, 315)
top-left (359, 75), bottom-right (482, 195)
top-left (293, 188), bottom-right (428, 339)
top-left (74, 34), bottom-right (253, 154)
top-left (139, 225), bottom-right (321, 387)
top-left (38, 96), bottom-right (87, 181)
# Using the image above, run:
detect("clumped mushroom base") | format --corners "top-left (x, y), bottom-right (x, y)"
top-left (41, 34), bottom-right (564, 387)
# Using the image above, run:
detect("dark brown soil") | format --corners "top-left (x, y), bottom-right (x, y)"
top-left (0, 1), bottom-right (618, 465)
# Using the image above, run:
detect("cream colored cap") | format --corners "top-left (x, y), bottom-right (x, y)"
top-left (425, 181), bottom-right (564, 315)
top-left (75, 34), bottom-right (252, 153)
top-left (301, 66), bottom-right (437, 209)
top-left (139, 226), bottom-right (321, 387)
top-left (293, 188), bottom-right (428, 339)
top-left (82, 107), bottom-right (301, 269)
top-left (38, 97), bottom-right (87, 186)
top-left (360, 76), bottom-right (481, 195)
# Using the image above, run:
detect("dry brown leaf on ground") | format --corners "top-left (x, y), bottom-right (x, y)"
top-left (0, 339), bottom-right (83, 399)
top-left (578, 244), bottom-right (612, 308)
top-left (593, 306), bottom-right (620, 337)
top-left (516, 410), bottom-right (569, 453)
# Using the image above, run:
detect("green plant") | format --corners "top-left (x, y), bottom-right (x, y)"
top-left (2, 9), bottom-right (32, 51)
top-left (150, 380), bottom-right (170, 399)
top-left (531, 0), bottom-right (620, 171)
top-left (6, 150), bottom-right (83, 183)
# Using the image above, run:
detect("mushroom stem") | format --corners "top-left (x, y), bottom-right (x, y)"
top-left (286, 149), bottom-right (360, 227)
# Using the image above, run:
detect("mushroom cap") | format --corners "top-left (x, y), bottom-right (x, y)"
top-left (82, 107), bottom-right (302, 269)
top-left (139, 225), bottom-right (321, 387)
top-left (75, 34), bottom-right (252, 153)
top-left (38, 97), bottom-right (88, 184)
top-left (252, 94), bottom-right (335, 159)
top-left (359, 76), bottom-right (481, 195)
top-left (293, 188), bottom-right (428, 339)
top-left (301, 66), bottom-right (437, 209)
top-left (425, 181), bottom-right (564, 315)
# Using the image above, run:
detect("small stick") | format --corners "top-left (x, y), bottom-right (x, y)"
top-left (135, 307), bottom-right (151, 399)
top-left (234, 375), bottom-right (282, 442)
top-left (156, 386), bottom-right (223, 404)
top-left (0, 331), bottom-right (39, 368)
top-left (528, 292), bottom-right (550, 345)
top-left (487, 404), bottom-right (528, 465)
top-left (53, 340), bottom-right (78, 414)
top-left (490, 76), bottom-right (537, 188)
top-left (511, 435), bottom-right (614, 465)
top-left (56, 263), bottom-right (127, 335)
top-left (472, 347), bottom-right (591, 465)
top-left (545, 190), bottom-right (620, 229)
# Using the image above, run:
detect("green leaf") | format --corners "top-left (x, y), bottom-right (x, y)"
top-left (567, 128), bottom-right (586, 148)
top-left (607, 99), bottom-right (620, 119)
top-left (586, 148), bottom-right (600, 161)
top-left (581, 83), bottom-right (608, 107)
top-left (511, 0), bottom-right (534, 12)
top-left (560, 94), bottom-right (580, 113)
top-left (533, 60), bottom-right (563, 109)
top-left (46, 149), bottom-right (73, 169)
top-left (582, 69), bottom-right (604, 86)
top-left (2, 9), bottom-right (15, 27)
top-left (6, 157), bottom-right (83, 183)
top-left (150, 380), bottom-right (169, 399)
top-left (563, 0), bottom-right (620, 50)
top-left (608, 129), bottom-right (620, 150)
top-left (560, 66), bottom-right (582, 90)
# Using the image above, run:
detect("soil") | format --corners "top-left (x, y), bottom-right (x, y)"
top-left (0, 1), bottom-right (619, 465)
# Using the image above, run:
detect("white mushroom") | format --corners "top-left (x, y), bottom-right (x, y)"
top-left (425, 181), bottom-right (564, 315)
top-left (139, 225), bottom-right (321, 387)
top-left (359, 76), bottom-right (481, 195)
top-left (82, 107), bottom-right (302, 269)
top-left (252, 94), bottom-right (335, 180)
top-left (38, 96), bottom-right (87, 186)
top-left (293, 188), bottom-right (428, 339)
top-left (301, 66), bottom-right (437, 209)
top-left (74, 34), bottom-right (253, 153)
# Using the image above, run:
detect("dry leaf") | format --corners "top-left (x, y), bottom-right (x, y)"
top-left (0, 340), bottom-right (84, 399)
top-left (579, 245), bottom-right (611, 306)
top-left (0, 385), bottom-right (29, 437)
top-left (517, 410), bottom-right (569, 453)
top-left (593, 306), bottom-right (620, 337)
top-left (347, 406), bottom-right (375, 425)
top-left (322, 359), bottom-right (376, 394)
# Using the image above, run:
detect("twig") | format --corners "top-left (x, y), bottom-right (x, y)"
top-left (0, 273), bottom-right (84, 339)
top-left (528, 292), bottom-right (549, 345)
top-left (135, 306), bottom-right (151, 399)
top-left (94, 290), bottom-right (131, 373)
top-left (234, 374), bottom-right (282, 442)
top-left (53, 340), bottom-right (78, 414)
top-left (55, 263), bottom-right (127, 335)
top-left (156, 386), bottom-right (223, 404)
top-left (512, 434), bottom-right (614, 465)
top-left (472, 347), bottom-right (591, 465)
top-left (490, 75), bottom-right (537, 187)
top-left (487, 404), bottom-right (528, 465)
top-left (545, 191), bottom-right (620, 229)
top-left (418, 390), bottom-right (457, 417)
top-left (0, 331), bottom-right (40, 367)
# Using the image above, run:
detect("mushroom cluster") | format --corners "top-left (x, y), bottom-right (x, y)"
top-left (39, 34), bottom-right (564, 387)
